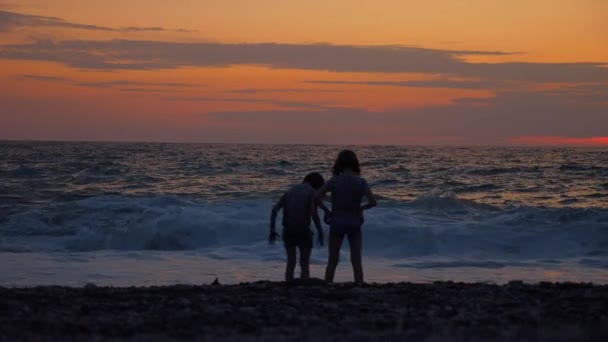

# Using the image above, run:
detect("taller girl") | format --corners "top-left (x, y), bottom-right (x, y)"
top-left (318, 150), bottom-right (377, 284)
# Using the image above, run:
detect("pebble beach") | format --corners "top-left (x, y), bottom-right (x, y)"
top-left (1, 280), bottom-right (607, 341)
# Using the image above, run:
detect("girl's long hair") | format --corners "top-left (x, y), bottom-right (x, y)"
top-left (332, 149), bottom-right (361, 176)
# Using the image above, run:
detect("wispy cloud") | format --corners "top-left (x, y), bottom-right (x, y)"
top-left (18, 74), bottom-right (203, 89)
top-left (75, 80), bottom-right (199, 88)
top-left (305, 79), bottom-right (507, 89)
top-left (118, 87), bottom-right (187, 93)
top-left (18, 74), bottom-right (68, 82)
top-left (0, 10), bottom-right (195, 33)
top-left (165, 96), bottom-right (333, 110)
top-left (225, 88), bottom-right (344, 94)
top-left (536, 83), bottom-right (608, 101)
top-left (2, 38), bottom-right (607, 84)
top-left (173, 28), bottom-right (198, 33)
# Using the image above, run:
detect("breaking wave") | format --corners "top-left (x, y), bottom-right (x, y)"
top-left (1, 191), bottom-right (607, 261)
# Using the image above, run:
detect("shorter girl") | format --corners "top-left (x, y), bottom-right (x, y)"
top-left (318, 150), bottom-right (376, 284)
top-left (270, 172), bottom-right (328, 282)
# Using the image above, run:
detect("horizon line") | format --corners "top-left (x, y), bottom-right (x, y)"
top-left (0, 138), bottom-right (606, 148)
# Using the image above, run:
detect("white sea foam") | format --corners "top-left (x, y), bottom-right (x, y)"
top-left (2, 191), bottom-right (607, 263)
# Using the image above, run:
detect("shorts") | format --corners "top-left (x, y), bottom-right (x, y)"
top-left (282, 227), bottom-right (313, 249)
top-left (330, 215), bottom-right (363, 240)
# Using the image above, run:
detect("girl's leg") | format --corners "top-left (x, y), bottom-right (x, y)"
top-left (299, 247), bottom-right (311, 279)
top-left (348, 231), bottom-right (364, 285)
top-left (285, 246), bottom-right (297, 282)
top-left (324, 233), bottom-right (344, 283)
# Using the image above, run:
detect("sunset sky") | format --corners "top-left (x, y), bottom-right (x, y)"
top-left (0, 0), bottom-right (606, 145)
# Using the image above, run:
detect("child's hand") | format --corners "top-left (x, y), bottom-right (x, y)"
top-left (268, 231), bottom-right (279, 245)
top-left (317, 231), bottom-right (324, 247)
top-left (323, 211), bottom-right (332, 225)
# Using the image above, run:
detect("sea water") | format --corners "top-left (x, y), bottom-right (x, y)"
top-left (1, 142), bottom-right (607, 286)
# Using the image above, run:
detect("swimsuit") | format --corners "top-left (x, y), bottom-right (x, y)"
top-left (282, 226), bottom-right (313, 249)
top-left (329, 214), bottom-right (363, 239)
top-left (325, 173), bottom-right (369, 239)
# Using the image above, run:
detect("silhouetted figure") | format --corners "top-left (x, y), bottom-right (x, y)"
top-left (270, 172), bottom-right (329, 281)
top-left (317, 150), bottom-right (377, 285)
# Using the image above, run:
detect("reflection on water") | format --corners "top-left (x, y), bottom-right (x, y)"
top-left (2, 252), bottom-right (607, 287)
top-left (1, 142), bottom-right (607, 207)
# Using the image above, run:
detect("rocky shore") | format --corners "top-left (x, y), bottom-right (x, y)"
top-left (1, 280), bottom-right (607, 341)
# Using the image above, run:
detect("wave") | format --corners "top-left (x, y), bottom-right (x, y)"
top-left (373, 178), bottom-right (401, 185)
top-left (386, 165), bottom-right (410, 174)
top-left (559, 164), bottom-right (608, 175)
top-left (1, 191), bottom-right (607, 260)
top-left (408, 189), bottom-right (499, 211)
top-left (559, 164), bottom-right (597, 172)
top-left (453, 184), bottom-right (501, 193)
top-left (265, 168), bottom-right (288, 175)
top-left (2, 165), bottom-right (43, 178)
top-left (466, 167), bottom-right (542, 176)
top-left (276, 160), bottom-right (293, 167)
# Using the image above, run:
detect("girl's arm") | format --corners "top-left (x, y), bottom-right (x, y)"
top-left (310, 197), bottom-right (324, 246)
top-left (315, 183), bottom-right (331, 212)
top-left (269, 195), bottom-right (285, 244)
top-left (315, 183), bottom-right (332, 224)
top-left (360, 185), bottom-right (377, 211)
top-left (316, 182), bottom-right (329, 199)
top-left (315, 197), bottom-right (330, 215)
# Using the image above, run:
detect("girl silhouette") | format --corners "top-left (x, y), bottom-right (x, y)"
top-left (318, 150), bottom-right (376, 284)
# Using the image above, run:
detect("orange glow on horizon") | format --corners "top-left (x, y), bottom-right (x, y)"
top-left (510, 136), bottom-right (608, 146)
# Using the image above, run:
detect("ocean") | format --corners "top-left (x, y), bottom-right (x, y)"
top-left (1, 141), bottom-right (607, 286)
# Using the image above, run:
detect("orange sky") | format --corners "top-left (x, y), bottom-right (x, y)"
top-left (0, 0), bottom-right (606, 145)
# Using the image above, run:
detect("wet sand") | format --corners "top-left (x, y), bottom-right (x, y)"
top-left (1, 280), bottom-right (607, 341)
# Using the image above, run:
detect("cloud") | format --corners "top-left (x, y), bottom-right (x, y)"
top-left (118, 87), bottom-right (186, 93)
top-left (164, 96), bottom-right (332, 110)
top-left (18, 74), bottom-right (67, 82)
top-left (0, 10), bottom-right (194, 33)
top-left (306, 79), bottom-right (608, 95)
top-left (305, 79), bottom-right (505, 89)
top-left (2, 38), bottom-right (606, 83)
top-left (75, 80), bottom-right (199, 88)
top-left (18, 74), bottom-right (202, 89)
top-left (174, 28), bottom-right (198, 33)
top-left (120, 26), bottom-right (165, 32)
top-left (535, 83), bottom-right (608, 102)
top-left (225, 88), bottom-right (344, 94)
